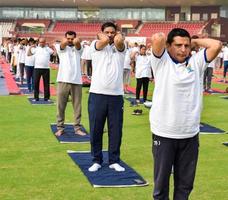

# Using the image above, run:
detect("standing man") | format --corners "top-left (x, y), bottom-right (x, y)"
top-left (88, 22), bottom-right (126, 172)
top-left (150, 28), bottom-right (221, 200)
top-left (222, 43), bottom-right (228, 83)
top-left (28, 38), bottom-right (55, 101)
top-left (55, 31), bottom-right (86, 137)
top-left (25, 38), bottom-right (35, 92)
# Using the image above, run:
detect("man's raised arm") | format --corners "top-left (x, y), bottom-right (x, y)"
top-left (191, 38), bottom-right (222, 62)
top-left (151, 32), bottom-right (166, 57)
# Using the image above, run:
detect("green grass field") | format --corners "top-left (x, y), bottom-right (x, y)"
top-left (0, 69), bottom-right (228, 200)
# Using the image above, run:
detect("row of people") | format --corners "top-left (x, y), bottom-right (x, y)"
top-left (1, 22), bottom-right (222, 200)
top-left (52, 21), bottom-right (221, 200)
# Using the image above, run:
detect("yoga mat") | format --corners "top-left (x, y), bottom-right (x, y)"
top-left (68, 150), bottom-right (149, 188)
top-left (50, 123), bottom-right (90, 143)
top-left (28, 97), bottom-right (54, 105)
top-left (200, 123), bottom-right (226, 134)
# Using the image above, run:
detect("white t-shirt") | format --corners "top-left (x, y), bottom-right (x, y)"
top-left (31, 46), bottom-right (53, 69)
top-left (222, 47), bottom-right (228, 61)
top-left (123, 48), bottom-right (132, 70)
top-left (81, 44), bottom-right (91, 60)
top-left (25, 46), bottom-right (35, 66)
top-left (135, 54), bottom-right (152, 78)
top-left (150, 49), bottom-right (208, 139)
top-left (89, 40), bottom-right (126, 95)
top-left (18, 45), bottom-right (26, 64)
top-left (56, 44), bottom-right (82, 84)
top-left (208, 59), bottom-right (216, 68)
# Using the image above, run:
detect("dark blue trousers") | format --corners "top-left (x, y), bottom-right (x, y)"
top-left (152, 134), bottom-right (199, 200)
top-left (88, 93), bottom-right (124, 165)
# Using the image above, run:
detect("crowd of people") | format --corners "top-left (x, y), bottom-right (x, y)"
top-left (0, 21), bottom-right (225, 199)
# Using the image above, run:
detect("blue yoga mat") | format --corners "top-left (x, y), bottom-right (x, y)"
top-left (220, 96), bottom-right (228, 100)
top-left (50, 123), bottom-right (90, 143)
top-left (20, 88), bottom-right (33, 95)
top-left (0, 76), bottom-right (9, 95)
top-left (125, 97), bottom-right (144, 106)
top-left (200, 123), bottom-right (226, 134)
top-left (28, 97), bottom-right (54, 105)
top-left (67, 150), bottom-right (149, 188)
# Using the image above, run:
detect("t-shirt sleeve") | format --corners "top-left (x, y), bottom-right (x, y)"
top-left (30, 47), bottom-right (36, 55)
top-left (150, 49), bottom-right (166, 73)
top-left (192, 48), bottom-right (209, 74)
top-left (48, 47), bottom-right (54, 55)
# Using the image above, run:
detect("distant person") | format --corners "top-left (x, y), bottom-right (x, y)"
top-left (222, 43), bottom-right (228, 83)
top-left (203, 58), bottom-right (216, 92)
top-left (123, 41), bottom-right (132, 93)
top-left (150, 29), bottom-right (222, 200)
top-left (131, 44), bottom-right (152, 103)
top-left (81, 40), bottom-right (91, 77)
top-left (88, 22), bottom-right (126, 172)
top-left (28, 38), bottom-right (55, 101)
top-left (55, 31), bottom-right (86, 137)
top-left (25, 38), bottom-right (35, 92)
top-left (18, 39), bottom-right (27, 85)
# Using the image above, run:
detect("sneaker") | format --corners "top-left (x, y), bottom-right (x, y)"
top-left (144, 101), bottom-right (152, 108)
top-left (75, 129), bottom-right (86, 136)
top-left (88, 163), bottom-right (101, 172)
top-left (55, 129), bottom-right (64, 136)
top-left (32, 98), bottom-right (39, 102)
top-left (109, 163), bottom-right (125, 172)
top-left (132, 109), bottom-right (138, 115)
top-left (135, 99), bottom-right (140, 104)
top-left (44, 98), bottom-right (51, 102)
top-left (136, 109), bottom-right (142, 115)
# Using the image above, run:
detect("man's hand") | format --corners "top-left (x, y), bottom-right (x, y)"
top-left (97, 32), bottom-right (110, 43)
top-left (151, 32), bottom-right (166, 57)
top-left (95, 32), bottom-right (110, 50)
top-left (73, 37), bottom-right (81, 50)
top-left (114, 33), bottom-right (125, 51)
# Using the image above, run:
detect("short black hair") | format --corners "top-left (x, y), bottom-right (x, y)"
top-left (101, 22), bottom-right (117, 32)
top-left (167, 28), bottom-right (191, 45)
top-left (28, 38), bottom-right (35, 43)
top-left (65, 31), bottom-right (76, 37)
top-left (139, 44), bottom-right (146, 49)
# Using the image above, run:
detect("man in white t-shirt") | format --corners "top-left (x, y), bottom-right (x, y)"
top-left (150, 29), bottom-right (222, 200)
top-left (203, 58), bottom-right (216, 92)
top-left (81, 40), bottom-right (91, 77)
top-left (18, 39), bottom-right (27, 85)
top-left (55, 31), bottom-right (86, 137)
top-left (222, 44), bottom-right (228, 83)
top-left (25, 38), bottom-right (35, 92)
top-left (28, 38), bottom-right (55, 101)
top-left (88, 22), bottom-right (126, 172)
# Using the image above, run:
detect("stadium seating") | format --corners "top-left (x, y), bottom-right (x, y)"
top-left (16, 19), bottom-right (51, 30)
top-left (0, 20), bottom-right (16, 37)
top-left (138, 21), bottom-right (205, 36)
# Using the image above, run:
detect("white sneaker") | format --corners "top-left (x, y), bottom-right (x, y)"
top-left (144, 101), bottom-right (152, 108)
top-left (109, 163), bottom-right (125, 172)
top-left (88, 163), bottom-right (101, 172)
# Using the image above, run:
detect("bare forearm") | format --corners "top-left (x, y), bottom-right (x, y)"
top-left (96, 33), bottom-right (109, 50)
top-left (192, 38), bottom-right (222, 61)
top-left (27, 47), bottom-right (33, 56)
top-left (151, 32), bottom-right (166, 57)
top-left (114, 33), bottom-right (125, 51)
